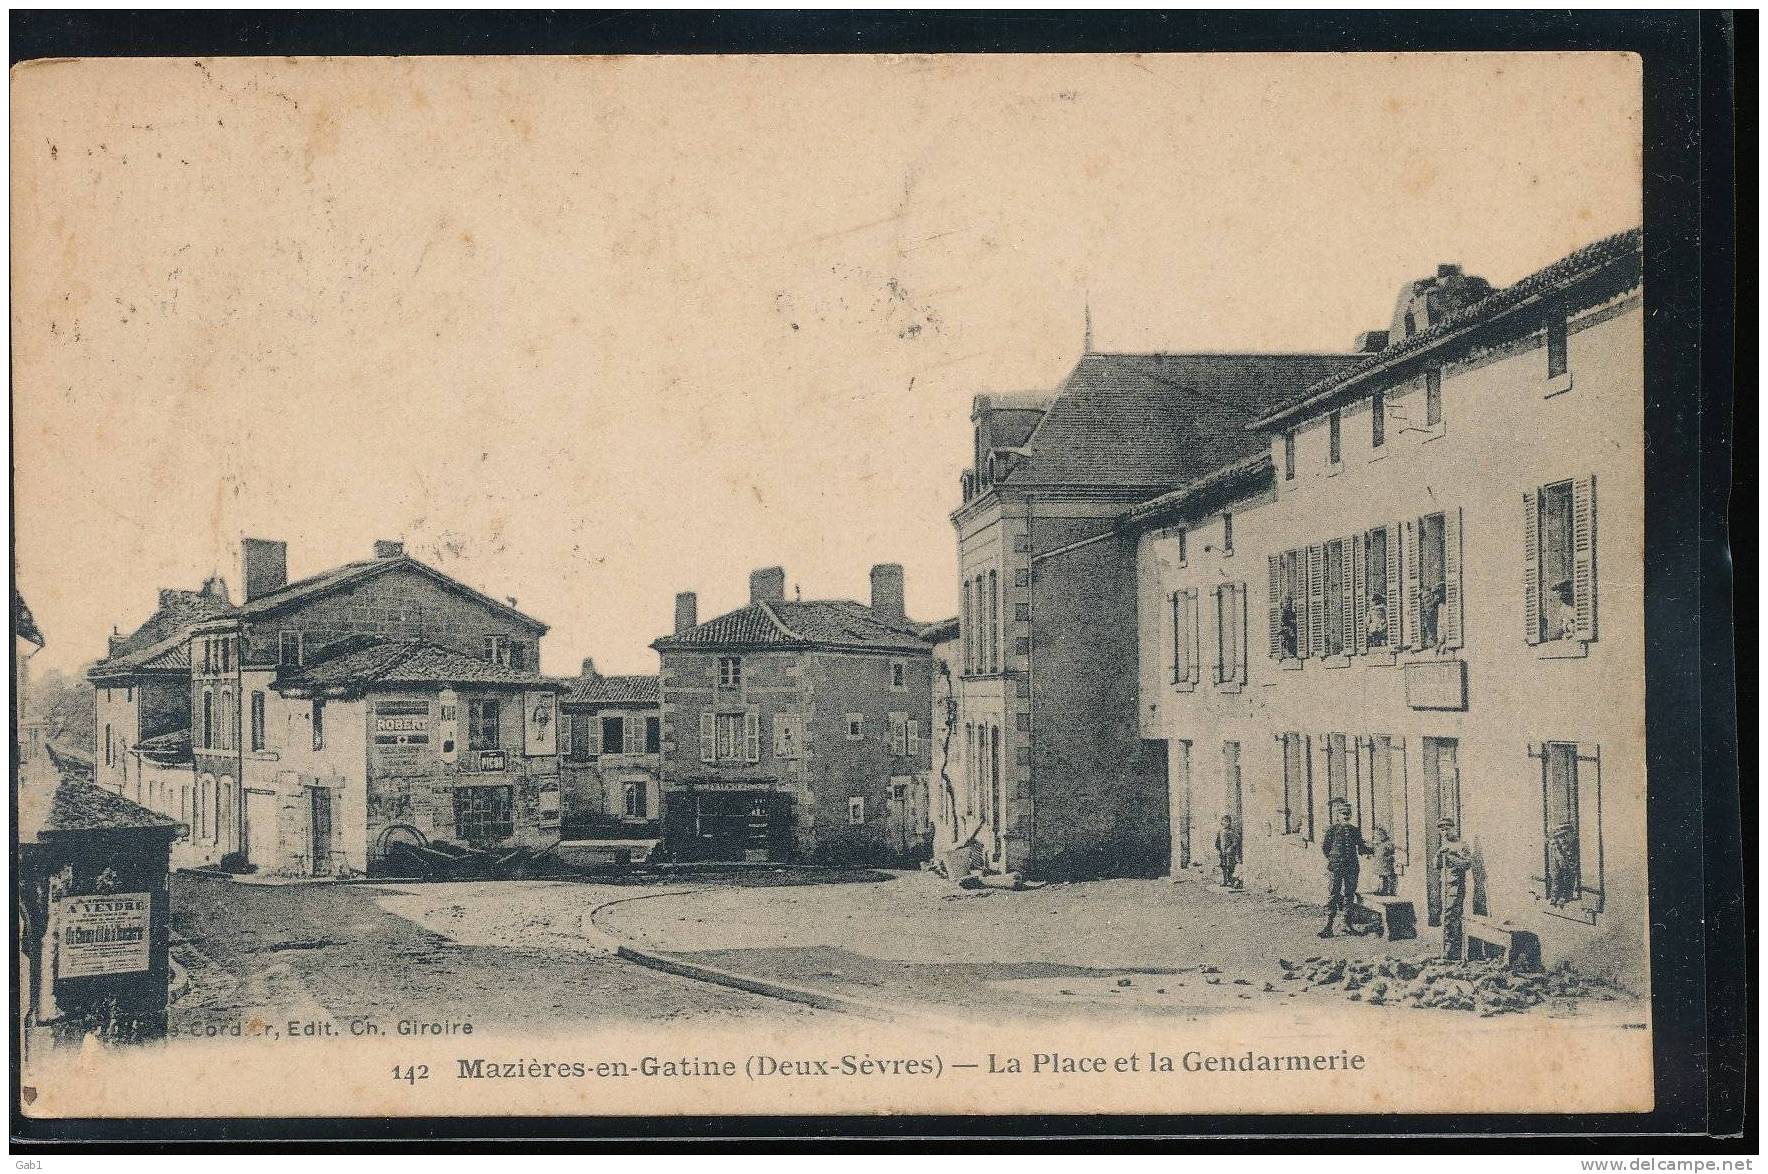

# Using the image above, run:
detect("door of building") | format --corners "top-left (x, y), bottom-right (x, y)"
top-left (1172, 740), bottom-right (1193, 871)
top-left (692, 791), bottom-right (788, 862)
top-left (887, 775), bottom-right (912, 856)
top-left (1422, 737), bottom-right (1460, 926)
top-left (1222, 740), bottom-right (1243, 832)
top-left (309, 788), bottom-right (335, 876)
top-left (244, 789), bottom-right (277, 870)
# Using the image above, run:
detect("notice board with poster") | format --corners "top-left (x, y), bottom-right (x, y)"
top-left (56, 893), bottom-right (152, 978)
top-left (372, 699), bottom-right (433, 771)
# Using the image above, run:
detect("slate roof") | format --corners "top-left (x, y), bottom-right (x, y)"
top-left (994, 352), bottom-right (1362, 490)
top-left (560, 674), bottom-right (662, 707)
top-left (20, 776), bottom-right (180, 841)
top-left (275, 637), bottom-right (550, 697)
top-left (1252, 227), bottom-right (1644, 429)
top-left (654, 599), bottom-right (931, 654)
top-left (230, 555), bottom-right (546, 633)
top-left (919, 616), bottom-right (961, 644)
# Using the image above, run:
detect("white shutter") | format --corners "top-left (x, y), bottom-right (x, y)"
top-left (1210, 587), bottom-right (1225, 684)
top-left (698, 712), bottom-right (714, 763)
top-left (1303, 735), bottom-right (1317, 842)
top-left (1523, 490), bottom-right (1542, 645)
top-left (1575, 743), bottom-right (1602, 903)
top-left (1403, 521), bottom-right (1422, 650)
top-left (1235, 584), bottom-right (1249, 684)
top-left (1186, 590), bottom-right (1201, 684)
top-left (1170, 591), bottom-right (1184, 684)
top-left (1267, 556), bottom-right (1282, 659)
top-left (1352, 533), bottom-right (1368, 655)
top-left (1572, 475), bottom-right (1598, 642)
top-left (744, 712), bottom-right (760, 763)
top-left (1385, 523), bottom-right (1402, 648)
top-left (1307, 544), bottom-right (1325, 658)
top-left (1443, 508), bottom-right (1464, 649)
top-left (587, 713), bottom-right (603, 756)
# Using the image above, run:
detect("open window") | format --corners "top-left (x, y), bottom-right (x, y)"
top-left (1531, 741), bottom-right (1603, 921)
top-left (1525, 476), bottom-right (1597, 651)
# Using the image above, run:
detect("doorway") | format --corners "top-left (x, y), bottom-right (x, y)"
top-left (244, 788), bottom-right (277, 870)
top-left (309, 788), bottom-right (335, 876)
top-left (1222, 740), bottom-right (1243, 831)
top-left (1171, 739), bottom-right (1193, 871)
top-left (1422, 736), bottom-right (1460, 925)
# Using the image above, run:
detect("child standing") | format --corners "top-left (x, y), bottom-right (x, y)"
top-left (1370, 825), bottom-right (1398, 896)
top-left (1215, 814), bottom-right (1243, 889)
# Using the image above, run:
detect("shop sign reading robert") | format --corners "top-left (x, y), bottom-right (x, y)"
top-left (373, 699), bottom-right (432, 768)
top-left (57, 892), bottom-right (152, 978)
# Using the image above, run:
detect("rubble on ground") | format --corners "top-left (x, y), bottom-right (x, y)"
top-left (1276, 955), bottom-right (1616, 1016)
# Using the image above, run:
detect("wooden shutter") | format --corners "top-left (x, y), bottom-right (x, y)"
top-left (587, 712), bottom-right (603, 756)
top-left (1527, 741), bottom-right (1548, 886)
top-left (1572, 475), bottom-right (1598, 642)
top-left (1187, 590), bottom-right (1201, 684)
top-left (744, 712), bottom-right (761, 762)
top-left (1352, 533), bottom-right (1368, 655)
top-left (1523, 490), bottom-right (1541, 645)
top-left (1443, 508), bottom-right (1464, 649)
top-left (698, 712), bottom-right (714, 763)
top-left (1235, 584), bottom-right (1249, 684)
top-left (1339, 537), bottom-right (1355, 655)
top-left (1170, 591), bottom-right (1183, 683)
top-left (1391, 736), bottom-right (1409, 867)
top-left (908, 720), bottom-right (920, 758)
top-left (1385, 524), bottom-right (1403, 648)
top-left (1403, 521), bottom-right (1422, 650)
top-left (1210, 587), bottom-right (1225, 684)
top-left (1307, 544), bottom-right (1325, 658)
top-left (1267, 556), bottom-right (1282, 659)
top-left (1303, 735), bottom-right (1317, 841)
top-left (1576, 743), bottom-right (1602, 903)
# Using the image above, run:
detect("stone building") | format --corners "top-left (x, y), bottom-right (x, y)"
top-left (651, 564), bottom-right (934, 865)
top-left (920, 616), bottom-right (964, 852)
top-left (950, 347), bottom-right (1364, 879)
top-left (1128, 228), bottom-right (1646, 987)
top-left (557, 662), bottom-right (663, 836)
top-left (89, 537), bottom-right (554, 876)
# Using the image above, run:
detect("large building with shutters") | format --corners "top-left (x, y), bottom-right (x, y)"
top-left (652, 564), bottom-right (934, 866)
top-left (1128, 228), bottom-right (1646, 988)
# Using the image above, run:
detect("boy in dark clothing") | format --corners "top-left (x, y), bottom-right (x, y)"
top-left (1214, 815), bottom-right (1242, 889)
top-left (1318, 799), bottom-right (1371, 938)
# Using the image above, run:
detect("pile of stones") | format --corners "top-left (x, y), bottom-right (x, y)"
top-left (1276, 955), bottom-right (1616, 1016)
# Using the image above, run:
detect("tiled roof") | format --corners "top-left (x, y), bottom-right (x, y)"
top-left (88, 587), bottom-right (235, 679)
top-left (560, 674), bottom-right (661, 706)
top-left (1252, 227), bottom-right (1644, 429)
top-left (233, 555), bottom-right (546, 633)
top-left (20, 776), bottom-right (180, 840)
top-left (654, 599), bottom-right (931, 654)
top-left (1123, 453), bottom-right (1275, 531)
top-left (277, 637), bottom-right (550, 696)
top-left (997, 352), bottom-right (1362, 490)
top-left (134, 728), bottom-right (194, 765)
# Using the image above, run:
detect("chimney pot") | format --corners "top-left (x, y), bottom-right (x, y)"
top-left (241, 537), bottom-right (288, 602)
top-left (108, 632), bottom-right (127, 655)
top-left (749, 566), bottom-right (786, 605)
top-left (1437, 263), bottom-right (1462, 279)
top-left (869, 563), bottom-right (906, 625)
top-left (373, 539), bottom-right (405, 559)
top-left (201, 574), bottom-right (232, 604)
top-left (581, 656), bottom-right (599, 680)
top-left (674, 591), bottom-right (698, 635)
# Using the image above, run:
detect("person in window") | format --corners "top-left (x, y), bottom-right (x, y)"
top-left (1214, 815), bottom-right (1242, 890)
top-left (1279, 593), bottom-right (1300, 659)
top-left (1436, 817), bottom-right (1474, 960)
top-left (1370, 825), bottom-right (1397, 896)
top-left (1547, 822), bottom-right (1579, 906)
top-left (1545, 579), bottom-right (1577, 642)
top-left (1366, 593), bottom-right (1388, 649)
top-left (1421, 582), bottom-right (1446, 649)
top-left (1318, 799), bottom-right (1372, 938)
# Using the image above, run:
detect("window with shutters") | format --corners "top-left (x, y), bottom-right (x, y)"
top-left (889, 712), bottom-right (908, 756)
top-left (713, 713), bottom-right (742, 761)
top-left (1526, 476), bottom-right (1596, 651)
top-left (1213, 582), bottom-right (1248, 689)
top-left (250, 692), bottom-right (266, 752)
top-left (1279, 732), bottom-right (1307, 836)
top-left (1270, 550), bottom-right (1305, 661)
top-left (1412, 510), bottom-right (1463, 651)
top-left (1324, 732), bottom-right (1349, 813)
top-left (484, 635), bottom-right (511, 667)
top-left (1323, 540), bottom-right (1347, 657)
top-left (1170, 588), bottom-right (1200, 688)
top-left (279, 631), bottom-right (303, 668)
top-left (1532, 741), bottom-right (1602, 920)
top-left (1362, 527), bottom-right (1394, 650)
top-left (907, 719), bottom-right (921, 758)
top-left (717, 656), bottom-right (742, 688)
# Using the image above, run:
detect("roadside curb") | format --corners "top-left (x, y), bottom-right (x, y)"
top-left (587, 884), bottom-right (918, 1022)
top-left (613, 944), bottom-right (903, 1021)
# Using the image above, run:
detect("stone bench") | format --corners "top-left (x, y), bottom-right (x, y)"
top-left (1465, 916), bottom-right (1543, 971)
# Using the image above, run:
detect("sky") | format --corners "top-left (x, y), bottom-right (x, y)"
top-left (10, 53), bottom-right (1641, 677)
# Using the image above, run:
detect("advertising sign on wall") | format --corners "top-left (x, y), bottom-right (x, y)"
top-left (57, 893), bottom-right (152, 979)
top-left (373, 699), bottom-right (432, 767)
top-left (524, 691), bottom-right (557, 757)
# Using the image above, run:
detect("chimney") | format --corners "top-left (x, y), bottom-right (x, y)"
top-left (241, 537), bottom-right (288, 602)
top-left (1353, 329), bottom-right (1390, 354)
top-left (749, 566), bottom-right (786, 605)
top-left (580, 656), bottom-right (599, 681)
top-left (373, 539), bottom-right (405, 559)
top-left (674, 591), bottom-right (698, 635)
top-left (870, 563), bottom-right (905, 625)
top-left (108, 629), bottom-right (126, 656)
top-left (201, 574), bottom-right (231, 604)
top-left (159, 588), bottom-right (180, 609)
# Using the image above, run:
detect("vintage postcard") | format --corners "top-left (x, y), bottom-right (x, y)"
top-left (11, 50), bottom-right (1651, 1121)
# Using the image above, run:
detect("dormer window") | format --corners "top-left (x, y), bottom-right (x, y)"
top-left (278, 631), bottom-right (303, 668)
